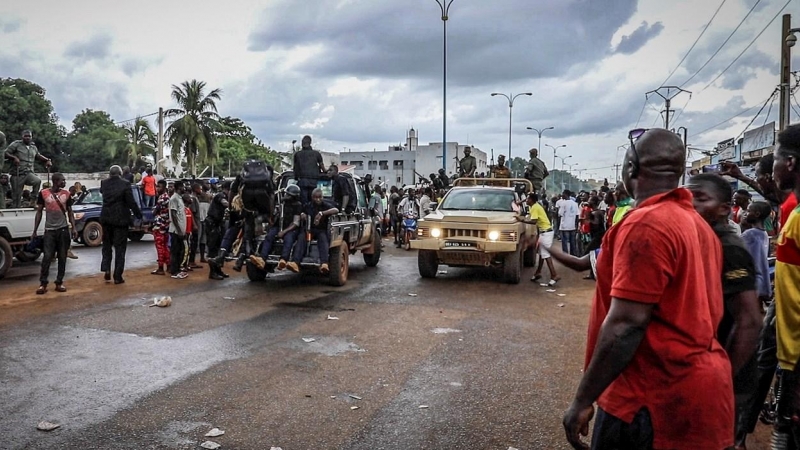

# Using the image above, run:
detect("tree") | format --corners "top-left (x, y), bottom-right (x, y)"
top-left (216, 116), bottom-right (283, 175)
top-left (510, 157), bottom-right (527, 177)
top-left (61, 109), bottom-right (127, 173)
top-left (165, 80), bottom-right (221, 176)
top-left (115, 117), bottom-right (157, 170)
top-left (0, 78), bottom-right (66, 162)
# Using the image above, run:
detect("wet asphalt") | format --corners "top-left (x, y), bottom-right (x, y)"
top-left (0, 238), bottom-right (777, 449)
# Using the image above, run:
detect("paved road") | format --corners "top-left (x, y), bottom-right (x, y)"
top-left (0, 238), bottom-right (774, 449)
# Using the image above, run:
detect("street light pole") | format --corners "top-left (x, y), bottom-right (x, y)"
top-left (435, 0), bottom-right (454, 169)
top-left (491, 92), bottom-right (532, 162)
top-left (557, 155), bottom-right (572, 193)
top-left (527, 126), bottom-right (554, 190)
top-left (546, 144), bottom-right (566, 193)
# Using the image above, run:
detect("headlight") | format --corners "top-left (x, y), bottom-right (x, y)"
top-left (73, 213), bottom-right (85, 220)
top-left (488, 231), bottom-right (500, 241)
top-left (431, 228), bottom-right (442, 238)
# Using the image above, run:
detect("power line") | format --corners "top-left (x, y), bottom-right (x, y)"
top-left (689, 89), bottom-right (777, 138)
top-left (733, 89), bottom-right (779, 141)
top-left (114, 111), bottom-right (159, 126)
top-left (671, 95), bottom-right (694, 126)
top-left (662, 0), bottom-right (728, 86)
top-left (701, 0), bottom-right (791, 93)
top-left (679, 0), bottom-right (760, 88)
top-left (634, 94), bottom-right (650, 128)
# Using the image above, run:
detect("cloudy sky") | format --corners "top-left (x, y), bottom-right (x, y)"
top-left (0, 0), bottom-right (798, 181)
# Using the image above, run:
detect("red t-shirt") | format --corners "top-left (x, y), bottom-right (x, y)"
top-left (587, 188), bottom-right (733, 449)
top-left (142, 175), bottom-right (157, 197)
top-left (185, 207), bottom-right (193, 235)
top-left (781, 193), bottom-right (799, 229)
top-left (579, 205), bottom-right (592, 234)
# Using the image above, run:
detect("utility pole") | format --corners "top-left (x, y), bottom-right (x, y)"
top-left (779, 14), bottom-right (797, 132)
top-left (614, 164), bottom-right (621, 183)
top-left (157, 107), bottom-right (164, 162)
top-left (647, 86), bottom-right (691, 129)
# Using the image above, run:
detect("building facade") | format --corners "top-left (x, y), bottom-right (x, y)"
top-left (339, 129), bottom-right (488, 188)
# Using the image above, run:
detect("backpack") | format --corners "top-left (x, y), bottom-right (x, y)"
top-left (240, 160), bottom-right (272, 189)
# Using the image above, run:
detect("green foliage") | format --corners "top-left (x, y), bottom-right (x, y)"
top-left (0, 78), bottom-right (66, 164)
top-left (61, 109), bottom-right (127, 172)
top-left (216, 115), bottom-right (283, 176)
top-left (549, 170), bottom-right (592, 196)
top-left (166, 80), bottom-right (221, 176)
top-left (114, 117), bottom-right (157, 170)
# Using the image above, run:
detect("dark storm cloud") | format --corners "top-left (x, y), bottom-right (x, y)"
top-left (247, 0), bottom-right (638, 87)
top-left (64, 33), bottom-right (113, 62)
top-left (613, 21), bottom-right (664, 54)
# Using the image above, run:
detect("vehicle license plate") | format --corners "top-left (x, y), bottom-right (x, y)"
top-left (444, 241), bottom-right (476, 248)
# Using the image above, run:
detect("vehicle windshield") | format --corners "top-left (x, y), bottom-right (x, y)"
top-left (282, 178), bottom-right (333, 198)
top-left (78, 189), bottom-right (102, 204)
top-left (439, 189), bottom-right (517, 212)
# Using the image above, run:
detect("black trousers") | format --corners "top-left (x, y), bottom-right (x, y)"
top-left (40, 227), bottom-right (70, 285)
top-left (101, 224), bottom-right (129, 282)
top-left (169, 232), bottom-right (185, 275)
top-left (205, 220), bottom-right (223, 258)
top-left (591, 407), bottom-right (654, 450)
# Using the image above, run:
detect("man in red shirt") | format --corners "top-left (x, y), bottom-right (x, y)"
top-left (140, 168), bottom-right (157, 208)
top-left (563, 128), bottom-right (733, 450)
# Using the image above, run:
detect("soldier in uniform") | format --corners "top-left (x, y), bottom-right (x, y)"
top-left (491, 155), bottom-right (511, 179)
top-left (292, 135), bottom-right (326, 205)
top-left (524, 148), bottom-right (549, 193)
top-left (5, 130), bottom-right (52, 207)
top-left (458, 147), bottom-right (477, 178)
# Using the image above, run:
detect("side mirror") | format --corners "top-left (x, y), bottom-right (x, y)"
top-left (430, 202), bottom-right (438, 211)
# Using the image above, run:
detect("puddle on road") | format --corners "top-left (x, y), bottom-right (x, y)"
top-left (0, 305), bottom-right (357, 449)
top-left (291, 336), bottom-right (366, 356)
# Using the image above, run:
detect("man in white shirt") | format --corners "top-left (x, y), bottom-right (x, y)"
top-left (557, 190), bottom-right (579, 256)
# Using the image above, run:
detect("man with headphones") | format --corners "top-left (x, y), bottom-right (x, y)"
top-left (561, 128), bottom-right (733, 450)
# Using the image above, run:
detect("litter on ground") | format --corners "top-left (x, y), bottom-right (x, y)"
top-left (148, 296), bottom-right (172, 308)
top-left (546, 289), bottom-right (557, 293)
top-left (200, 441), bottom-right (221, 450)
top-left (408, 293), bottom-right (418, 297)
top-left (327, 315), bottom-right (339, 320)
top-left (348, 394), bottom-right (362, 400)
top-left (557, 293), bottom-right (566, 297)
top-left (557, 303), bottom-right (566, 307)
top-left (36, 421), bottom-right (60, 431)
top-left (302, 337), bottom-right (316, 343)
top-left (351, 406), bottom-right (360, 410)
top-left (432, 328), bottom-right (462, 334)
top-left (419, 405), bottom-right (429, 409)
top-left (223, 297), bottom-right (235, 300)
top-left (205, 428), bottom-right (225, 437)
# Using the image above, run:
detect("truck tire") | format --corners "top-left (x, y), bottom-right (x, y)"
top-left (129, 232), bottom-right (145, 242)
top-left (83, 221), bottom-right (103, 247)
top-left (329, 242), bottom-right (349, 286)
top-left (523, 245), bottom-right (536, 267)
top-left (418, 250), bottom-right (438, 279)
top-left (363, 228), bottom-right (381, 267)
top-left (503, 248), bottom-right (522, 284)
top-left (246, 260), bottom-right (267, 282)
top-left (0, 236), bottom-right (12, 280)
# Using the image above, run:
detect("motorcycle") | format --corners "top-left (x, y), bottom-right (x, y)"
top-left (401, 212), bottom-right (418, 251)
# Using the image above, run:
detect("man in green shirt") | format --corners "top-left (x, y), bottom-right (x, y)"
top-left (458, 147), bottom-right (477, 178)
top-left (524, 148), bottom-right (549, 193)
top-left (5, 130), bottom-right (51, 208)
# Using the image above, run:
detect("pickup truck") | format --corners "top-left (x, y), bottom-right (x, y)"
top-left (246, 171), bottom-right (382, 286)
top-left (72, 185), bottom-right (155, 247)
top-left (0, 208), bottom-right (45, 279)
top-left (410, 178), bottom-right (537, 284)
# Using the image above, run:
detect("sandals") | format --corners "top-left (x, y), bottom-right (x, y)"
top-left (548, 278), bottom-right (561, 286)
top-left (36, 285), bottom-right (47, 295)
top-left (55, 284), bottom-right (67, 292)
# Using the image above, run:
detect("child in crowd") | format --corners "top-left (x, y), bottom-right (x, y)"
top-left (741, 201), bottom-right (773, 304)
top-left (182, 194), bottom-right (195, 274)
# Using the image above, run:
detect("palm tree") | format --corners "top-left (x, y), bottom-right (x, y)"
top-left (115, 117), bottom-right (157, 169)
top-left (165, 80), bottom-right (222, 176)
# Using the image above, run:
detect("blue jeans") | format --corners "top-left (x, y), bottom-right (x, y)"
top-left (143, 195), bottom-right (155, 208)
top-left (560, 230), bottom-right (577, 256)
top-left (260, 226), bottom-right (299, 261)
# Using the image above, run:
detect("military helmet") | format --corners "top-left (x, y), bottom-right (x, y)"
top-left (285, 184), bottom-right (301, 198)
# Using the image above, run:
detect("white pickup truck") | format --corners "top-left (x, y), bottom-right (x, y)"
top-left (0, 208), bottom-right (44, 279)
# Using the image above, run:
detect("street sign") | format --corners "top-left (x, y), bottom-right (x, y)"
top-left (715, 138), bottom-right (735, 161)
top-left (742, 122), bottom-right (775, 154)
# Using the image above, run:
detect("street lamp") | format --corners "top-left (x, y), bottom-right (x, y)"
top-left (527, 126), bottom-right (554, 190)
top-left (435, 0), bottom-right (454, 170)
top-left (491, 92), bottom-right (533, 162)
top-left (557, 155), bottom-right (572, 192)
top-left (565, 162), bottom-right (578, 192)
top-left (546, 144), bottom-right (566, 192)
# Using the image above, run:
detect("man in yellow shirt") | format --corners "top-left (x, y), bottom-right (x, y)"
top-left (518, 193), bottom-right (559, 285)
top-left (612, 181), bottom-right (633, 225)
top-left (771, 123), bottom-right (800, 442)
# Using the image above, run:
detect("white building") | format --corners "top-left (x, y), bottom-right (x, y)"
top-left (340, 129), bottom-right (487, 188)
